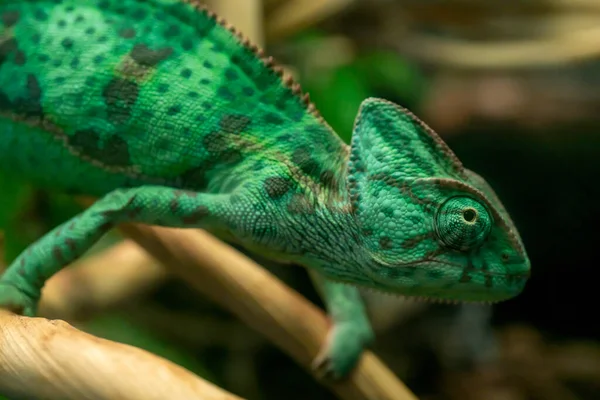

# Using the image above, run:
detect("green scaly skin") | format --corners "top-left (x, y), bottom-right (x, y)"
top-left (0, 0), bottom-right (530, 378)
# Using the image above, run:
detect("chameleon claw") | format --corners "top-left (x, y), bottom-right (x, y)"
top-left (311, 322), bottom-right (374, 381)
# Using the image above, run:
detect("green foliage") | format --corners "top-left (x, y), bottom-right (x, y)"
top-left (83, 313), bottom-right (216, 383)
top-left (297, 35), bottom-right (427, 142)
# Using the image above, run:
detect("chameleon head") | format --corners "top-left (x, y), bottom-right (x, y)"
top-left (341, 98), bottom-right (530, 303)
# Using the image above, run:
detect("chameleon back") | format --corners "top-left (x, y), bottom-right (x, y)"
top-left (0, 0), bottom-right (347, 196)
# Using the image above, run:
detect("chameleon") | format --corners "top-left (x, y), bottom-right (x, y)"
top-left (0, 0), bottom-right (530, 379)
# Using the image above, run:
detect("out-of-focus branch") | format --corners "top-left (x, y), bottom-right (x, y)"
top-left (205, 0), bottom-right (264, 45)
top-left (265, 0), bottom-right (356, 42)
top-left (38, 238), bottom-right (167, 320)
top-left (0, 310), bottom-right (242, 400)
top-left (398, 26), bottom-right (600, 69)
top-left (119, 224), bottom-right (418, 400)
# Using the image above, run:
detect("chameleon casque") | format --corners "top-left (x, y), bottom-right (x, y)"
top-left (0, 0), bottom-right (530, 378)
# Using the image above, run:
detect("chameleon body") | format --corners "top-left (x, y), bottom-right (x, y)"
top-left (0, 0), bottom-right (530, 378)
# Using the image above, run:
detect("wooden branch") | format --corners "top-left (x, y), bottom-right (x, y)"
top-left (205, 0), bottom-right (264, 45)
top-left (0, 309), bottom-right (242, 400)
top-left (265, 0), bottom-right (356, 42)
top-left (398, 26), bottom-right (600, 69)
top-left (119, 224), bottom-right (418, 400)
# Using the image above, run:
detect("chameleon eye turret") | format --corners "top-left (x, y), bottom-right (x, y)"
top-left (435, 196), bottom-right (492, 251)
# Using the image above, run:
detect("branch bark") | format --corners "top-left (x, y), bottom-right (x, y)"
top-left (0, 309), bottom-right (242, 400)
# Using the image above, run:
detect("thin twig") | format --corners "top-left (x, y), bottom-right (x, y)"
top-left (119, 224), bottom-right (418, 400)
top-left (0, 310), bottom-right (243, 400)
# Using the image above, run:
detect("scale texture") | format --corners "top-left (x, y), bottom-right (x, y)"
top-left (0, 0), bottom-right (530, 378)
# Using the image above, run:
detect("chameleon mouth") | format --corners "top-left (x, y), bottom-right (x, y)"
top-left (328, 265), bottom-right (528, 305)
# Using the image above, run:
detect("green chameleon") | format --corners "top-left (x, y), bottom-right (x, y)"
top-left (0, 0), bottom-right (530, 378)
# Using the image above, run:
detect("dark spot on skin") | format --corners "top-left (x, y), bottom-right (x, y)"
top-left (225, 68), bottom-right (238, 81)
top-left (65, 238), bottom-right (77, 253)
top-left (65, 5), bottom-right (75, 12)
top-left (362, 229), bottom-right (373, 237)
top-left (459, 259), bottom-right (476, 283)
top-left (31, 33), bottom-right (41, 44)
top-left (181, 206), bottom-right (210, 224)
top-left (203, 60), bottom-right (213, 69)
top-left (202, 131), bottom-right (228, 153)
top-left (402, 234), bottom-right (428, 249)
top-left (75, 15), bottom-right (85, 23)
top-left (165, 24), bottom-right (180, 37)
top-left (61, 38), bottom-right (74, 49)
top-left (85, 27), bottom-right (95, 35)
top-left (501, 253), bottom-right (510, 263)
top-left (0, 38), bottom-right (17, 66)
top-left (52, 59), bottom-right (62, 67)
top-left (187, 91), bottom-right (199, 98)
top-left (70, 57), bottom-right (80, 68)
top-left (220, 114), bottom-right (251, 134)
top-left (180, 68), bottom-right (192, 79)
top-left (278, 134), bottom-right (292, 142)
top-left (263, 112), bottom-right (284, 125)
top-left (58, 19), bottom-right (67, 28)
top-left (264, 177), bottom-right (293, 199)
top-left (319, 170), bottom-right (336, 188)
top-left (119, 28), bottom-right (136, 39)
top-left (52, 246), bottom-right (64, 263)
top-left (20, 74), bottom-right (42, 116)
top-left (68, 130), bottom-right (131, 167)
top-left (131, 8), bottom-right (147, 20)
top-left (379, 236), bottom-right (393, 250)
top-left (93, 55), bottom-right (104, 64)
top-left (167, 105), bottom-right (181, 116)
top-left (480, 260), bottom-right (493, 288)
top-left (287, 194), bottom-right (314, 214)
top-left (33, 9), bottom-right (48, 21)
top-left (242, 87), bottom-right (254, 96)
top-left (201, 101), bottom-right (212, 110)
top-left (217, 87), bottom-right (234, 101)
top-left (200, 78), bottom-right (210, 85)
top-left (55, 76), bottom-right (66, 84)
top-left (98, 35), bottom-right (108, 43)
top-left (85, 77), bottom-right (96, 86)
top-left (181, 38), bottom-right (194, 51)
top-left (14, 50), bottom-right (26, 65)
top-left (130, 44), bottom-right (173, 67)
top-left (98, 0), bottom-right (110, 10)
top-left (292, 148), bottom-right (320, 178)
top-left (102, 78), bottom-right (139, 124)
top-left (157, 83), bottom-right (169, 93)
top-left (1, 10), bottom-right (20, 27)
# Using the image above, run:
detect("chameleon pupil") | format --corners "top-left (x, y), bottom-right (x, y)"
top-left (463, 208), bottom-right (476, 223)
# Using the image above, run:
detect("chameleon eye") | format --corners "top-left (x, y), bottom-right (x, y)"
top-left (435, 196), bottom-right (492, 251)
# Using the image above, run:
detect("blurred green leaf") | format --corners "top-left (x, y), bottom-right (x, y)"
top-left (83, 313), bottom-right (216, 383)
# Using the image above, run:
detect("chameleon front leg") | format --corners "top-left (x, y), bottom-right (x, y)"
top-left (0, 186), bottom-right (230, 316)
top-left (309, 270), bottom-right (374, 379)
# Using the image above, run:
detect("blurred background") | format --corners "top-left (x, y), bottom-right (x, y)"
top-left (1, 0), bottom-right (599, 399)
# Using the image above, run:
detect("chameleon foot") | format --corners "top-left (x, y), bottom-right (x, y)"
top-left (0, 281), bottom-right (38, 317)
top-left (311, 321), bottom-right (374, 380)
